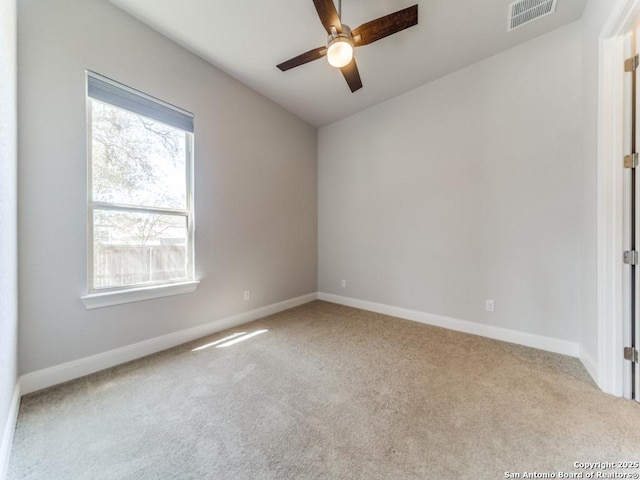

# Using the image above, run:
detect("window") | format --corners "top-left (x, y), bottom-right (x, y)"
top-left (83, 72), bottom-right (196, 307)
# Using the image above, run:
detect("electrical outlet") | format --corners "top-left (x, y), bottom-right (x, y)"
top-left (341, 279), bottom-right (346, 288)
top-left (244, 290), bottom-right (250, 301)
top-left (485, 299), bottom-right (494, 312)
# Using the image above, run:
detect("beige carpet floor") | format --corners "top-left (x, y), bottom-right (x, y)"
top-left (8, 301), bottom-right (640, 479)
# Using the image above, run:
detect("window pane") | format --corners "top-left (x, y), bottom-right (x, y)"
top-left (93, 210), bottom-right (188, 289)
top-left (91, 100), bottom-right (187, 209)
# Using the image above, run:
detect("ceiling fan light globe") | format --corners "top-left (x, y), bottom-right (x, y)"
top-left (327, 39), bottom-right (354, 68)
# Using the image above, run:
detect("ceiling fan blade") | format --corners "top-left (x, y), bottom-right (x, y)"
top-left (340, 59), bottom-right (362, 93)
top-left (277, 47), bottom-right (327, 71)
top-left (313, 0), bottom-right (342, 34)
top-left (352, 4), bottom-right (418, 47)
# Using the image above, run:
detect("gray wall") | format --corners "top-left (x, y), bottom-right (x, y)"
top-left (318, 22), bottom-right (583, 342)
top-left (18, 0), bottom-right (317, 374)
top-left (0, 0), bottom-right (18, 465)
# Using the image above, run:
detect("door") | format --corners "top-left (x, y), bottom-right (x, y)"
top-left (623, 26), bottom-right (640, 402)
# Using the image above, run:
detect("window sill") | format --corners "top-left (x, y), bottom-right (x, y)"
top-left (81, 280), bottom-right (200, 310)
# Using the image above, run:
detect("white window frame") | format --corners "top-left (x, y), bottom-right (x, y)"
top-left (81, 71), bottom-right (198, 309)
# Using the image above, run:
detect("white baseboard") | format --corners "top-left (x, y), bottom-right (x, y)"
top-left (0, 384), bottom-right (20, 480)
top-left (17, 291), bottom-right (588, 395)
top-left (579, 347), bottom-right (598, 385)
top-left (20, 293), bottom-right (317, 395)
top-left (318, 292), bottom-right (580, 357)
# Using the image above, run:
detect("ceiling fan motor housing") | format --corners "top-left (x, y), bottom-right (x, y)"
top-left (327, 24), bottom-right (354, 68)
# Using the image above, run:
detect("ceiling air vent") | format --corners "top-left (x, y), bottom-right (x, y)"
top-left (507, 0), bottom-right (557, 31)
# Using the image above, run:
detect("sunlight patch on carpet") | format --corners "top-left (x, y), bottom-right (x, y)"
top-left (216, 330), bottom-right (268, 348)
top-left (191, 330), bottom-right (269, 352)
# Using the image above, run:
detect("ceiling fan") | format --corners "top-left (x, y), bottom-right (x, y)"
top-left (277, 0), bottom-right (419, 93)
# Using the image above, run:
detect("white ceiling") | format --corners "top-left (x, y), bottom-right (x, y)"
top-left (108, 0), bottom-right (587, 127)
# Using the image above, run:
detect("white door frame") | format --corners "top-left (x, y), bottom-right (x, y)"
top-left (598, 0), bottom-right (640, 397)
